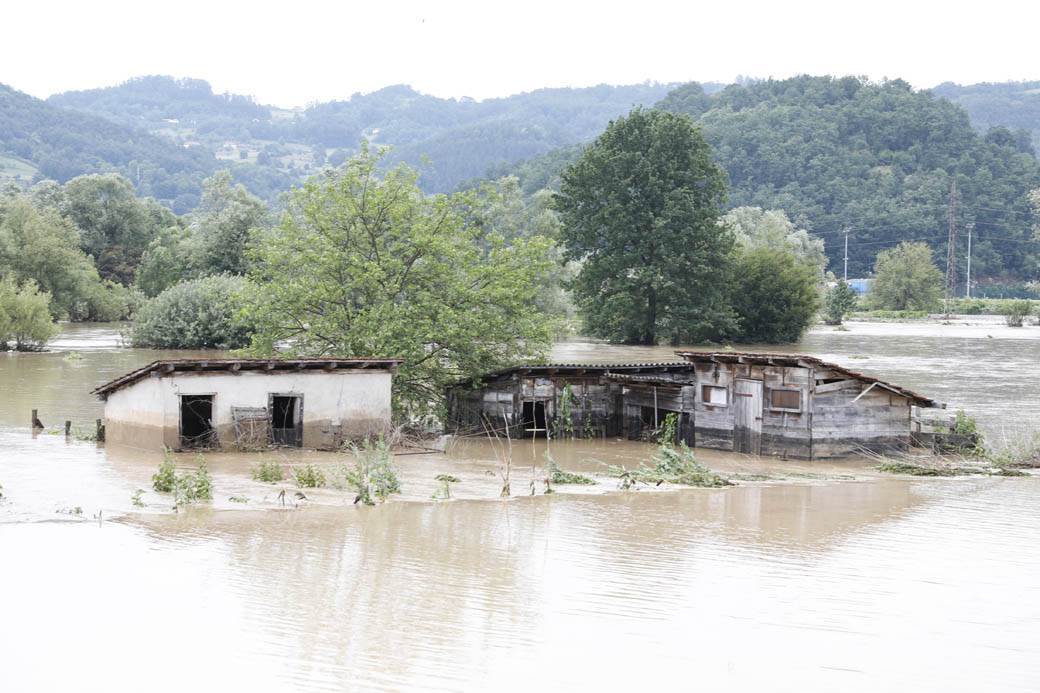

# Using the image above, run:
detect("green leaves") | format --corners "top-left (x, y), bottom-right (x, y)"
top-left (244, 148), bottom-right (559, 417)
top-left (869, 241), bottom-right (944, 311)
top-left (554, 108), bottom-right (733, 345)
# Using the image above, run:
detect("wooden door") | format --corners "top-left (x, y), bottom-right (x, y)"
top-left (733, 379), bottom-right (763, 455)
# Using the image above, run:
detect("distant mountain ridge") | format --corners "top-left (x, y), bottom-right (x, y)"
top-left (42, 76), bottom-right (688, 196)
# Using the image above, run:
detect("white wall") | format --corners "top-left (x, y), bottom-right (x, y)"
top-left (103, 369), bottom-right (393, 450)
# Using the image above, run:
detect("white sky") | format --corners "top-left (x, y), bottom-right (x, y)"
top-left (5, 0), bottom-right (1038, 107)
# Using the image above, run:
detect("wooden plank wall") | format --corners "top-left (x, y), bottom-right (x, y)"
top-left (811, 368), bottom-right (912, 457)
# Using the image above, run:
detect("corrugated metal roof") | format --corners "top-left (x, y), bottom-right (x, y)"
top-left (92, 358), bottom-right (403, 398)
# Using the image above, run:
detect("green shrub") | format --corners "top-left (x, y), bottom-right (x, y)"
top-left (152, 453), bottom-right (213, 504)
top-left (432, 474), bottom-right (460, 500)
top-left (293, 464), bottom-right (326, 488)
top-left (339, 437), bottom-right (400, 505)
top-left (175, 460), bottom-right (213, 504)
top-left (1002, 300), bottom-right (1032, 327)
top-left (129, 275), bottom-right (255, 348)
top-left (152, 454), bottom-right (177, 492)
top-left (823, 280), bottom-right (859, 325)
top-left (730, 247), bottom-right (821, 343)
top-left (0, 278), bottom-right (58, 351)
top-left (251, 458), bottom-right (284, 483)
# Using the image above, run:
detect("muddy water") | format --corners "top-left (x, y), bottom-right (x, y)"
top-left (2, 322), bottom-right (1039, 691)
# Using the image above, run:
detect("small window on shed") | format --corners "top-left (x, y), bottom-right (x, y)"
top-left (770, 388), bottom-right (801, 411)
top-left (702, 385), bottom-right (728, 406)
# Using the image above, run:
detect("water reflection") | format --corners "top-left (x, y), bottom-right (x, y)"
top-left (3, 478), bottom-right (1038, 691)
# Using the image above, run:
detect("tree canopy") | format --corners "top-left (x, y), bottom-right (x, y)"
top-left (554, 108), bottom-right (735, 344)
top-left (869, 241), bottom-right (944, 311)
top-left (244, 149), bottom-right (559, 415)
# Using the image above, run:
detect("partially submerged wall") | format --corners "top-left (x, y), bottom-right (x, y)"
top-left (103, 369), bottom-right (393, 451)
top-left (811, 369), bottom-right (912, 457)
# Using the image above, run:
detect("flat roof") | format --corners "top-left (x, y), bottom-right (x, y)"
top-left (92, 358), bottom-right (403, 398)
top-left (453, 361), bottom-right (690, 387)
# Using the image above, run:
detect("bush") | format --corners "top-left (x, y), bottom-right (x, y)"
top-left (339, 437), bottom-right (400, 505)
top-left (129, 275), bottom-right (255, 348)
top-left (0, 278), bottom-right (58, 351)
top-left (730, 248), bottom-right (820, 343)
top-left (152, 454), bottom-right (177, 492)
top-left (293, 464), bottom-right (326, 488)
top-left (869, 242), bottom-right (943, 311)
top-left (1002, 299), bottom-right (1032, 327)
top-left (251, 458), bottom-right (284, 483)
top-left (823, 280), bottom-right (859, 325)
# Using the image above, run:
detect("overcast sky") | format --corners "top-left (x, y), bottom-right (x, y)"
top-left (5, 0), bottom-right (1037, 107)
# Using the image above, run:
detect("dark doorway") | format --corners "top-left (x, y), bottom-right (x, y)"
top-left (521, 400), bottom-right (548, 437)
top-left (270, 395), bottom-right (302, 447)
top-left (180, 395), bottom-right (215, 449)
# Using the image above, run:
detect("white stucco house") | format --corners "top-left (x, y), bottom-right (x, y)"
top-left (92, 358), bottom-right (401, 451)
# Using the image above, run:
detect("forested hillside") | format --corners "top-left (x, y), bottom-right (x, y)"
top-left (44, 77), bottom-right (683, 195)
top-left (0, 83), bottom-right (216, 212)
top-left (658, 77), bottom-right (1040, 279)
top-left (933, 81), bottom-right (1040, 152)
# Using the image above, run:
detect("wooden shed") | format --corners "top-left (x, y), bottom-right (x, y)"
top-left (446, 353), bottom-right (942, 459)
top-left (666, 351), bottom-right (942, 458)
top-left (445, 362), bottom-right (690, 438)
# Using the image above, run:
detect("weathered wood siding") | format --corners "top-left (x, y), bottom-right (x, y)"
top-left (447, 376), bottom-right (621, 438)
top-left (810, 371), bottom-right (912, 457)
top-left (690, 362), bottom-right (813, 458)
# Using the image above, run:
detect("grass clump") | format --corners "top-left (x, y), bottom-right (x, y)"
top-left (293, 464), bottom-right (326, 489)
top-left (545, 456), bottom-right (595, 485)
top-left (251, 458), bottom-right (285, 483)
top-left (130, 489), bottom-right (145, 508)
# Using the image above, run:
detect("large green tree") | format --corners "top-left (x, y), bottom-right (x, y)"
top-left (869, 241), bottom-right (944, 311)
top-left (0, 196), bottom-right (122, 319)
top-left (245, 149), bottom-right (559, 415)
top-left (60, 174), bottom-right (176, 284)
top-left (553, 108), bottom-right (734, 344)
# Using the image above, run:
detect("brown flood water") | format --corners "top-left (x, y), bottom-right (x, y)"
top-left (1, 321), bottom-right (1039, 691)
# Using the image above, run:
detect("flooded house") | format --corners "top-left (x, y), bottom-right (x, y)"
top-left (446, 352), bottom-right (943, 459)
top-left (93, 358), bottom-right (401, 451)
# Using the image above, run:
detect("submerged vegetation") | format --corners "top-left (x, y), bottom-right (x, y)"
top-left (545, 456), bottom-right (595, 485)
top-left (292, 464), bottom-right (326, 489)
top-left (251, 458), bottom-right (285, 483)
top-left (152, 452), bottom-right (213, 504)
top-left (337, 437), bottom-right (401, 505)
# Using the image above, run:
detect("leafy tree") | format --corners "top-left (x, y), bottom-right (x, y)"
top-left (245, 149), bottom-right (558, 415)
top-left (0, 196), bottom-right (114, 319)
top-left (554, 108), bottom-right (734, 344)
top-left (190, 171), bottom-right (267, 276)
top-left (0, 278), bottom-right (58, 351)
top-left (723, 206), bottom-right (827, 276)
top-left (135, 225), bottom-right (195, 297)
top-left (60, 174), bottom-right (175, 284)
top-left (869, 242), bottom-right (944, 311)
top-left (730, 248), bottom-right (821, 343)
top-left (823, 280), bottom-right (859, 325)
top-left (130, 275), bottom-right (254, 348)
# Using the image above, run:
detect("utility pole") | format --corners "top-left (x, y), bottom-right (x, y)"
top-left (945, 179), bottom-right (959, 315)
top-left (843, 228), bottom-right (849, 282)
top-left (965, 222), bottom-right (973, 299)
